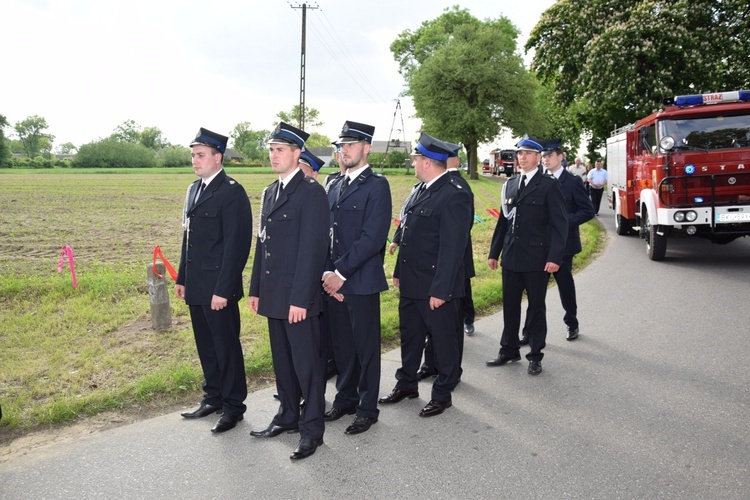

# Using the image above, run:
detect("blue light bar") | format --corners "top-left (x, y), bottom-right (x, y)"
top-left (674, 90), bottom-right (750, 106)
top-left (694, 197), bottom-right (704, 203)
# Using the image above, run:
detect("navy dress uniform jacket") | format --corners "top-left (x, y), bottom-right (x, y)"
top-left (394, 174), bottom-right (472, 300)
top-left (327, 167), bottom-right (391, 295)
top-left (177, 169), bottom-right (252, 304)
top-left (449, 170), bottom-right (476, 279)
top-left (489, 167), bottom-right (568, 271)
top-left (250, 171), bottom-right (329, 319)
top-left (557, 168), bottom-right (595, 256)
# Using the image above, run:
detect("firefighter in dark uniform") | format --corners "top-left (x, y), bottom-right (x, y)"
top-left (248, 122), bottom-right (329, 460)
top-left (379, 133), bottom-right (472, 417)
top-left (176, 127), bottom-right (252, 434)
top-left (486, 136), bottom-right (568, 375)
top-left (521, 139), bottom-right (594, 341)
top-left (322, 121), bottom-right (392, 435)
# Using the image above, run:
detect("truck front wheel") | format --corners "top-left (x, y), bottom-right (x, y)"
top-left (644, 208), bottom-right (667, 260)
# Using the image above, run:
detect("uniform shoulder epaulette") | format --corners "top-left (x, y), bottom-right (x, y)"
top-left (306, 177), bottom-right (317, 184)
top-left (373, 172), bottom-right (383, 178)
top-left (448, 178), bottom-right (463, 189)
top-left (224, 175), bottom-right (237, 185)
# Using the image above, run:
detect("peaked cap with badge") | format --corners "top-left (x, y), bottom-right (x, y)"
top-left (336, 120), bottom-right (375, 144)
top-left (268, 121), bottom-right (309, 148)
top-left (190, 127), bottom-right (229, 154)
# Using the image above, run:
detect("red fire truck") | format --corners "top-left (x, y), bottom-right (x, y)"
top-left (607, 90), bottom-right (750, 260)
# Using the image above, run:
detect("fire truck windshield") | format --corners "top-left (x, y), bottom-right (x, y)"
top-left (659, 114), bottom-right (750, 151)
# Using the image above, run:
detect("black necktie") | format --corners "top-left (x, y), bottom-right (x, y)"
top-left (339, 175), bottom-right (351, 197)
top-left (194, 182), bottom-right (206, 205)
top-left (518, 175), bottom-right (527, 196)
top-left (276, 181), bottom-right (283, 201)
top-left (415, 183), bottom-right (426, 199)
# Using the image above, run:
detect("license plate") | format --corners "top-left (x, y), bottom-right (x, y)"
top-left (716, 213), bottom-right (750, 222)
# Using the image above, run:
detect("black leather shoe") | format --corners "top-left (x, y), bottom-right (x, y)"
top-left (419, 399), bottom-right (452, 417)
top-left (519, 334), bottom-right (529, 346)
top-left (344, 416), bottom-right (377, 435)
top-left (181, 402), bottom-right (222, 419)
top-left (323, 406), bottom-right (356, 421)
top-left (290, 437), bottom-right (323, 460)
top-left (566, 327), bottom-right (579, 341)
top-left (250, 423), bottom-right (299, 438)
top-left (378, 388), bottom-right (419, 404)
top-left (211, 413), bottom-right (243, 433)
top-left (464, 323), bottom-right (475, 336)
top-left (486, 353), bottom-right (521, 366)
top-left (417, 367), bottom-right (437, 380)
top-left (528, 360), bottom-right (542, 375)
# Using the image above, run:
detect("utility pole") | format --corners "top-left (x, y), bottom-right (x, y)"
top-left (290, 3), bottom-right (319, 130)
top-left (379, 99), bottom-right (408, 172)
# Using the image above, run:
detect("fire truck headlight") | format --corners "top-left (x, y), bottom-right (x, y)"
top-left (686, 225), bottom-right (697, 235)
top-left (685, 164), bottom-right (696, 175)
top-left (660, 136), bottom-right (675, 151)
top-left (685, 211), bottom-right (698, 222)
top-left (674, 212), bottom-right (686, 222)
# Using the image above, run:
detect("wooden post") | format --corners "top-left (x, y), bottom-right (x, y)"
top-left (147, 263), bottom-right (172, 331)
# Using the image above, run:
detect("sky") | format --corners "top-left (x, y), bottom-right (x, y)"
top-left (2, 0), bottom-right (556, 157)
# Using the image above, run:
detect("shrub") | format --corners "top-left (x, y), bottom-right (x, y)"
top-left (73, 138), bottom-right (158, 168)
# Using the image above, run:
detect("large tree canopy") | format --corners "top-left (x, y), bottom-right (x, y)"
top-left (392, 7), bottom-right (542, 178)
top-left (527, 0), bottom-right (750, 148)
top-left (14, 115), bottom-right (54, 158)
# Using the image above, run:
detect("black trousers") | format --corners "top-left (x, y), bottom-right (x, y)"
top-left (328, 293), bottom-right (381, 419)
top-left (396, 297), bottom-right (461, 402)
top-left (189, 302), bottom-right (247, 416)
top-left (499, 268), bottom-right (549, 362)
top-left (523, 254), bottom-right (578, 334)
top-left (421, 277), bottom-right (473, 373)
top-left (590, 187), bottom-right (604, 214)
top-left (267, 316), bottom-right (325, 440)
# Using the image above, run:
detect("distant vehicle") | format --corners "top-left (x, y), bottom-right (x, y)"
top-left (488, 149), bottom-right (517, 176)
top-left (481, 159), bottom-right (492, 174)
top-left (607, 90), bottom-right (750, 260)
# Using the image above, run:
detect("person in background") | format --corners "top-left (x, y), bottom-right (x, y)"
top-left (176, 127), bottom-right (252, 434)
top-left (537, 139), bottom-right (594, 341)
top-left (298, 149), bottom-right (325, 180)
top-left (587, 160), bottom-right (608, 216)
top-left (567, 156), bottom-right (587, 183)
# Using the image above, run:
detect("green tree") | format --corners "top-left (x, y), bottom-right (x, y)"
top-left (276, 105), bottom-right (323, 130)
top-left (140, 126), bottom-right (169, 150)
top-left (0, 115), bottom-right (10, 167)
top-left (111, 119), bottom-right (142, 143)
top-left (229, 122), bottom-right (269, 163)
top-left (391, 7), bottom-right (542, 179)
top-left (527, 0), bottom-right (750, 149)
top-left (305, 132), bottom-right (333, 149)
top-left (14, 115), bottom-right (55, 158)
top-left (56, 142), bottom-right (77, 155)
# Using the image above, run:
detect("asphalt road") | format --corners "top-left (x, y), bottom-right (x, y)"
top-left (2, 205), bottom-right (749, 499)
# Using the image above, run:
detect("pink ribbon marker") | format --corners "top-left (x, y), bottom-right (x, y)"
top-left (57, 245), bottom-right (78, 288)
